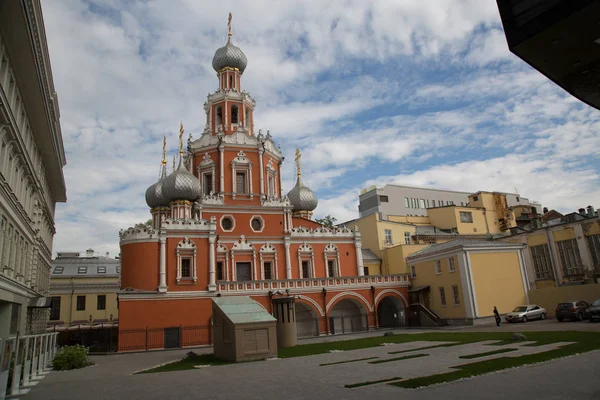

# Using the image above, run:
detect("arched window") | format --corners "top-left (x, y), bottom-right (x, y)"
top-left (216, 106), bottom-right (223, 126)
top-left (229, 75), bottom-right (234, 89)
top-left (231, 105), bottom-right (239, 124)
top-left (245, 108), bottom-right (250, 129)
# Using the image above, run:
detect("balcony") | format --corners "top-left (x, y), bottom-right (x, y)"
top-left (217, 274), bottom-right (410, 293)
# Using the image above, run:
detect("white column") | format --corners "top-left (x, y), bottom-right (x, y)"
top-left (209, 234), bottom-right (216, 291)
top-left (354, 233), bottom-right (364, 276)
top-left (258, 147), bottom-right (264, 197)
top-left (158, 235), bottom-right (167, 293)
top-left (285, 238), bottom-right (292, 279)
top-left (458, 252), bottom-right (476, 319)
top-left (545, 229), bottom-right (562, 285)
top-left (574, 224), bottom-right (592, 272)
top-left (219, 144), bottom-right (224, 193)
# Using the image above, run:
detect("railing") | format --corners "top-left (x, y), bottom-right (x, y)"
top-left (410, 303), bottom-right (447, 326)
top-left (217, 274), bottom-right (410, 293)
top-left (0, 332), bottom-right (59, 398)
top-left (118, 325), bottom-right (212, 352)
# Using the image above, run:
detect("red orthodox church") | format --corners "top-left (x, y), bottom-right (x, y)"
top-left (117, 16), bottom-right (409, 351)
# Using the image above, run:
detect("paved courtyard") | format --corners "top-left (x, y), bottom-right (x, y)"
top-left (21, 320), bottom-right (600, 400)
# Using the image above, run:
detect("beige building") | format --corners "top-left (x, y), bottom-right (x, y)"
top-left (499, 206), bottom-right (600, 289)
top-left (406, 240), bottom-right (529, 325)
top-left (48, 250), bottom-right (120, 328)
top-left (0, 0), bottom-right (67, 337)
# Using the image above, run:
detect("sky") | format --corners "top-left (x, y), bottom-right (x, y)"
top-left (41, 0), bottom-right (600, 258)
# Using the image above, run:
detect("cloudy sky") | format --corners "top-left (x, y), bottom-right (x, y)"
top-left (42, 0), bottom-right (600, 258)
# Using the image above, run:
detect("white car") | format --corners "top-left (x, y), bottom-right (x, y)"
top-left (504, 305), bottom-right (547, 323)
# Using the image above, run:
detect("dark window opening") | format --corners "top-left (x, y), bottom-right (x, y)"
top-left (97, 295), bottom-right (106, 310)
top-left (251, 218), bottom-right (262, 231)
top-left (264, 261), bottom-right (272, 280)
top-left (236, 172), bottom-right (247, 193)
top-left (76, 296), bottom-right (86, 311)
top-left (302, 260), bottom-right (310, 278)
top-left (50, 297), bottom-right (61, 320)
top-left (363, 266), bottom-right (369, 276)
top-left (216, 106), bottom-right (223, 125)
top-left (222, 217), bottom-right (233, 230)
top-left (203, 173), bottom-right (213, 195)
top-left (217, 261), bottom-right (224, 280)
top-left (379, 195), bottom-right (389, 203)
top-left (181, 258), bottom-right (191, 278)
top-left (231, 105), bottom-right (238, 124)
top-left (327, 259), bottom-right (336, 277)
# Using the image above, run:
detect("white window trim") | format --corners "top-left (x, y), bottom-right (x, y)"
top-left (410, 265), bottom-right (416, 279)
top-left (259, 243), bottom-right (278, 280)
top-left (298, 242), bottom-right (315, 278)
top-left (216, 242), bottom-right (230, 281)
top-left (435, 260), bottom-right (442, 275)
top-left (439, 287), bottom-right (447, 307)
top-left (452, 285), bottom-right (460, 306)
top-left (324, 243), bottom-right (341, 278)
top-left (250, 215), bottom-right (265, 233)
top-left (176, 237), bottom-right (197, 284)
top-left (231, 235), bottom-right (258, 280)
top-left (231, 150), bottom-right (253, 200)
top-left (198, 153), bottom-right (216, 195)
top-left (220, 214), bottom-right (236, 232)
top-left (266, 159), bottom-right (278, 198)
top-left (448, 257), bottom-right (456, 273)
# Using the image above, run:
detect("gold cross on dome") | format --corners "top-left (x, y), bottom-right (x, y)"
top-left (179, 122), bottom-right (184, 155)
top-left (228, 12), bottom-right (232, 37)
top-left (161, 136), bottom-right (167, 165)
top-left (295, 148), bottom-right (301, 178)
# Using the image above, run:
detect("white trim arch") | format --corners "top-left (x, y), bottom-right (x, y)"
top-left (259, 242), bottom-right (278, 280)
top-left (374, 289), bottom-right (409, 308)
top-left (296, 295), bottom-right (325, 317)
top-left (326, 291), bottom-right (373, 313)
top-left (297, 242), bottom-right (315, 278)
top-left (324, 242), bottom-right (341, 278)
top-left (176, 237), bottom-right (197, 284)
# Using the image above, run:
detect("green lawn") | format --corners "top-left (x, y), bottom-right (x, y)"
top-left (368, 353), bottom-right (429, 364)
top-left (320, 356), bottom-right (379, 366)
top-left (459, 348), bottom-right (518, 359)
top-left (136, 353), bottom-right (233, 373)
top-left (391, 331), bottom-right (600, 389)
top-left (345, 377), bottom-right (403, 388)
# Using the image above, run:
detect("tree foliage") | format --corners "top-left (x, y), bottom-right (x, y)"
top-left (316, 215), bottom-right (337, 228)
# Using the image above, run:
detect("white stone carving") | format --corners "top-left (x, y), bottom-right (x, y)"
top-left (260, 243), bottom-right (277, 253)
top-left (200, 152), bottom-right (214, 167)
top-left (232, 235), bottom-right (254, 251)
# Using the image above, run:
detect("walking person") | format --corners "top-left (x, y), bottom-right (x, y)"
top-left (493, 306), bottom-right (501, 326)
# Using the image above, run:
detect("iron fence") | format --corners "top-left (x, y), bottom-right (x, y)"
top-left (55, 327), bottom-right (118, 353)
top-left (118, 325), bottom-right (212, 352)
top-left (296, 313), bottom-right (371, 339)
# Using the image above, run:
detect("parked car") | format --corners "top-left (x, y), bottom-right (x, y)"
top-left (505, 305), bottom-right (547, 323)
top-left (556, 300), bottom-right (590, 322)
top-left (588, 299), bottom-right (600, 322)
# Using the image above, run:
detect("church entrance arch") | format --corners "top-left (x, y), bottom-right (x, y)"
top-left (328, 298), bottom-right (367, 334)
top-left (377, 295), bottom-right (406, 327)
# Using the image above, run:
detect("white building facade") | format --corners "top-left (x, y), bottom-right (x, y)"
top-left (0, 0), bottom-right (67, 337)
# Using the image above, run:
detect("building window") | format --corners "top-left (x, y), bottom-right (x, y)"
top-left (435, 260), bottom-right (442, 274)
top-left (556, 239), bottom-right (583, 276)
top-left (419, 199), bottom-right (426, 209)
top-left (530, 244), bottom-right (554, 280)
top-left (472, 195), bottom-right (479, 201)
top-left (404, 197), bottom-right (409, 208)
top-left (236, 172), bottom-right (247, 194)
top-left (49, 297), bottom-right (61, 320)
top-left (452, 285), bottom-right (460, 305)
top-left (117, 267), bottom-right (120, 274)
top-left (364, 266), bottom-right (369, 276)
top-left (459, 212), bottom-right (473, 223)
top-left (221, 216), bottom-right (234, 231)
top-left (236, 262), bottom-right (252, 281)
top-left (448, 257), bottom-right (456, 272)
top-left (384, 229), bottom-right (393, 245)
top-left (404, 231), bottom-right (411, 244)
top-left (203, 173), bottom-right (213, 195)
top-left (587, 235), bottom-right (600, 273)
top-left (251, 216), bottom-right (264, 232)
top-left (379, 195), bottom-right (389, 203)
top-left (301, 260), bottom-right (311, 278)
top-left (216, 106), bottom-right (223, 125)
top-left (264, 261), bottom-right (272, 280)
top-left (97, 266), bottom-right (106, 274)
top-left (231, 105), bottom-right (238, 124)
top-left (327, 259), bottom-right (336, 277)
top-left (78, 266), bottom-right (87, 274)
top-left (53, 267), bottom-right (64, 274)
top-left (410, 265), bottom-right (416, 279)
top-left (439, 287), bottom-right (447, 306)
top-left (217, 261), bottom-right (224, 281)
top-left (76, 296), bottom-right (86, 311)
top-left (268, 175), bottom-right (275, 196)
top-left (97, 295), bottom-right (106, 311)
top-left (181, 258), bottom-right (191, 278)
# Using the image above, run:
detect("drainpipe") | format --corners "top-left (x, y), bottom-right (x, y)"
top-left (69, 276), bottom-right (75, 326)
top-left (371, 286), bottom-right (377, 328)
top-left (322, 288), bottom-right (328, 335)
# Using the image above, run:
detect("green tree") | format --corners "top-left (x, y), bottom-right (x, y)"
top-left (316, 214), bottom-right (337, 228)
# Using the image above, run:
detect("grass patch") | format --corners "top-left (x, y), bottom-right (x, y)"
top-left (459, 348), bottom-right (518, 359)
top-left (388, 343), bottom-right (459, 354)
top-left (390, 331), bottom-right (600, 389)
top-left (320, 356), bottom-right (378, 366)
top-left (369, 353), bottom-right (429, 364)
top-left (136, 353), bottom-right (233, 374)
top-left (345, 377), bottom-right (403, 388)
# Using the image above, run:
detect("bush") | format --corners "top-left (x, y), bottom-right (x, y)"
top-left (52, 345), bottom-right (94, 371)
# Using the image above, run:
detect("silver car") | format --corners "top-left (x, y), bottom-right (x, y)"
top-left (504, 305), bottom-right (547, 323)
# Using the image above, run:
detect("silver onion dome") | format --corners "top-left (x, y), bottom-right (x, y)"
top-left (145, 166), bottom-right (168, 208)
top-left (162, 158), bottom-right (201, 203)
top-left (287, 176), bottom-right (318, 212)
top-left (212, 37), bottom-right (248, 73)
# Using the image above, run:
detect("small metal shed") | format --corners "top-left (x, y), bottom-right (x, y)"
top-left (212, 296), bottom-right (278, 362)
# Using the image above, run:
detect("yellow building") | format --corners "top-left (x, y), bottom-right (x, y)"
top-left (48, 249), bottom-right (120, 328)
top-left (498, 207), bottom-right (600, 289)
top-left (406, 240), bottom-right (529, 325)
top-left (348, 192), bottom-right (517, 276)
